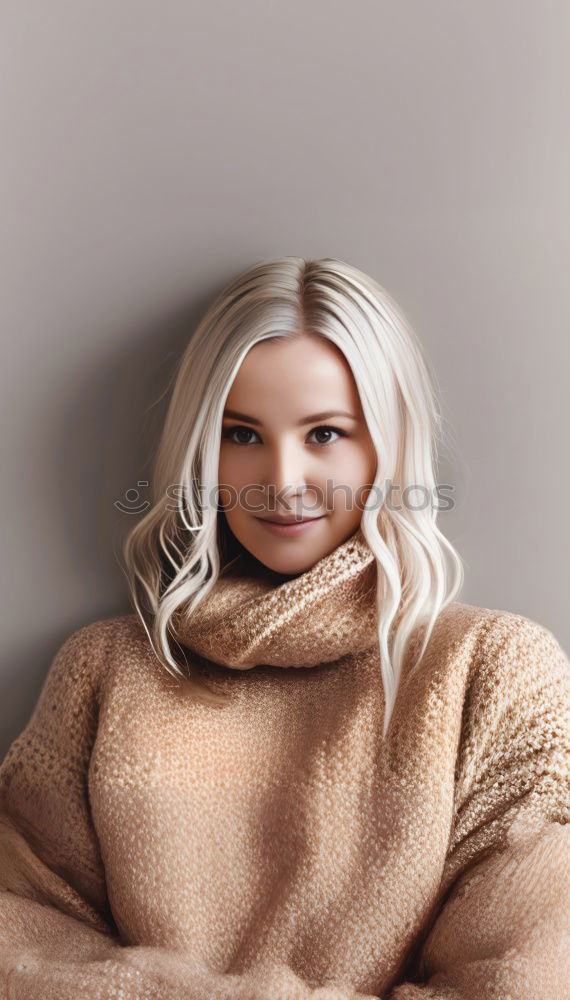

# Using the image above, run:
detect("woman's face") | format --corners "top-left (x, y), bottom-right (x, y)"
top-left (218, 334), bottom-right (377, 577)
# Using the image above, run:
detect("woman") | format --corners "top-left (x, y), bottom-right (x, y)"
top-left (0, 256), bottom-right (568, 999)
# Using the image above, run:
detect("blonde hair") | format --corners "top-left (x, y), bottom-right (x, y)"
top-left (121, 256), bottom-right (463, 737)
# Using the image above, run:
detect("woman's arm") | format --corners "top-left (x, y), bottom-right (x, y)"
top-left (386, 613), bottom-right (570, 999)
top-left (0, 623), bottom-right (194, 998)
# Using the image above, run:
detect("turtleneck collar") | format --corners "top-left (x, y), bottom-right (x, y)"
top-left (171, 526), bottom-right (379, 670)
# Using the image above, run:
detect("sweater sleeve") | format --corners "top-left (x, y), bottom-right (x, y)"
top-left (386, 612), bottom-right (570, 1000)
top-left (0, 622), bottom-right (382, 1000)
top-left (0, 621), bottom-right (188, 999)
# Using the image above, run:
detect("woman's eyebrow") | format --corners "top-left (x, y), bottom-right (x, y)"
top-left (222, 409), bottom-right (359, 426)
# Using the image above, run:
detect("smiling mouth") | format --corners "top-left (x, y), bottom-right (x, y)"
top-left (256, 515), bottom-right (326, 525)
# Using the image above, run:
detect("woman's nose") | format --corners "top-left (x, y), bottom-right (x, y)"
top-left (260, 442), bottom-right (309, 503)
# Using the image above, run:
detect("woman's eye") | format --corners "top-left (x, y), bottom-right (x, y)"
top-left (308, 426), bottom-right (345, 446)
top-left (222, 426), bottom-right (259, 445)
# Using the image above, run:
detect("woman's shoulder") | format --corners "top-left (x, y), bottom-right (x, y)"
top-left (432, 598), bottom-right (566, 648)
top-left (434, 599), bottom-right (570, 691)
top-left (59, 611), bottom-right (146, 656)
top-left (49, 612), bottom-right (152, 689)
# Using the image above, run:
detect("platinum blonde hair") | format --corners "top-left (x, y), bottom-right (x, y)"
top-left (121, 256), bottom-right (463, 738)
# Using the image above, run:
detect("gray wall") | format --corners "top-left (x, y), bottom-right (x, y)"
top-left (2, 1), bottom-right (569, 756)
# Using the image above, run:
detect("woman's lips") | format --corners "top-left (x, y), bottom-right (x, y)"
top-left (254, 515), bottom-right (326, 536)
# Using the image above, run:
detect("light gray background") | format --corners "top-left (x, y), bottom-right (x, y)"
top-left (2, 1), bottom-right (569, 756)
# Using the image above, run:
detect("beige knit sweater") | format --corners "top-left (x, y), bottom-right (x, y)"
top-left (0, 528), bottom-right (569, 999)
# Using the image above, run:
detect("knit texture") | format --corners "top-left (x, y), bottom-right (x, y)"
top-left (0, 526), bottom-right (569, 999)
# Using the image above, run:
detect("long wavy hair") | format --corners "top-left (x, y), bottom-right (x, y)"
top-left (121, 256), bottom-right (464, 737)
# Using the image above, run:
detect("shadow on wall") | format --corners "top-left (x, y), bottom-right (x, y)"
top-left (0, 282), bottom-right (223, 761)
